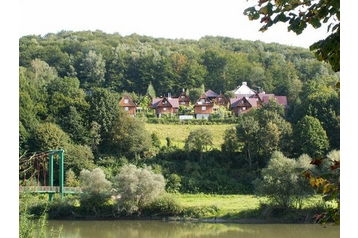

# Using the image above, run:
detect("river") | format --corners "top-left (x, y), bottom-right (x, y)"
top-left (47, 220), bottom-right (339, 238)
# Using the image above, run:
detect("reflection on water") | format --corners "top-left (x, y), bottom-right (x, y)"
top-left (48, 220), bottom-right (339, 238)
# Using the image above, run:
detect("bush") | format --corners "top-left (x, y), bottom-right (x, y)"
top-left (112, 164), bottom-right (165, 215)
top-left (142, 193), bottom-right (183, 216)
top-left (254, 151), bottom-right (315, 208)
top-left (79, 168), bottom-right (112, 216)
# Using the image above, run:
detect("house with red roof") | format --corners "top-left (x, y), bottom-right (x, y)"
top-left (230, 96), bottom-right (258, 116)
top-left (151, 96), bottom-right (179, 117)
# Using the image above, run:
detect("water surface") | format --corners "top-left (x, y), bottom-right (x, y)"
top-left (48, 220), bottom-right (340, 238)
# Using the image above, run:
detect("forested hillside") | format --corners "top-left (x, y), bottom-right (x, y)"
top-left (19, 30), bottom-right (340, 194)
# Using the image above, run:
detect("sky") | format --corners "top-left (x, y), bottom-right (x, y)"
top-left (18, 0), bottom-right (333, 48)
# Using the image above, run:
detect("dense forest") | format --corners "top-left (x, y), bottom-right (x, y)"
top-left (19, 30), bottom-right (340, 194)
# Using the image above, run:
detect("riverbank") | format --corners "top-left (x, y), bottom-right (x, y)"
top-left (22, 193), bottom-right (326, 224)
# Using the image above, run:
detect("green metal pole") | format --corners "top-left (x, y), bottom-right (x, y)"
top-left (59, 150), bottom-right (64, 199)
top-left (48, 151), bottom-right (54, 202)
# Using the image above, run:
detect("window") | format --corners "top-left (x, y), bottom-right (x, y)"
top-left (124, 107), bottom-right (129, 111)
top-left (124, 99), bottom-right (129, 104)
top-left (180, 102), bottom-right (186, 105)
top-left (202, 106), bottom-right (206, 111)
top-left (163, 107), bottom-right (167, 111)
top-left (242, 107), bottom-right (246, 111)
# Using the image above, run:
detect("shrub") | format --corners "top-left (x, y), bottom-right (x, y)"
top-left (79, 168), bottom-right (112, 215)
top-left (112, 164), bottom-right (165, 215)
top-left (254, 151), bottom-right (315, 208)
top-left (142, 193), bottom-right (183, 216)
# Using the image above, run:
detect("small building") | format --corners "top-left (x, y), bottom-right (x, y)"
top-left (151, 96), bottom-right (179, 117)
top-left (230, 97), bottom-right (258, 116)
top-left (178, 90), bottom-right (190, 107)
top-left (232, 82), bottom-right (256, 97)
top-left (118, 94), bottom-right (136, 116)
top-left (194, 93), bottom-right (214, 119)
top-left (213, 93), bottom-right (229, 109)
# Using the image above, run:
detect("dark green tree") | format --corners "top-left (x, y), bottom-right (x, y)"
top-left (86, 87), bottom-right (120, 151)
top-left (184, 128), bottom-right (213, 164)
top-left (293, 115), bottom-right (330, 158)
top-left (235, 114), bottom-right (260, 167)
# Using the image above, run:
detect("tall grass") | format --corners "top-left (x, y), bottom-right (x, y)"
top-left (19, 195), bottom-right (62, 238)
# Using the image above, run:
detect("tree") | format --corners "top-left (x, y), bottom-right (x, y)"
top-left (222, 126), bottom-right (242, 158)
top-left (235, 114), bottom-right (260, 167)
top-left (79, 50), bottom-right (106, 88)
top-left (79, 167), bottom-right (112, 215)
top-left (65, 168), bottom-right (80, 187)
top-left (184, 128), bottom-right (213, 164)
top-left (293, 115), bottom-right (330, 158)
top-left (33, 122), bottom-right (70, 151)
top-left (244, 0), bottom-right (340, 72)
top-left (110, 109), bottom-right (152, 160)
top-left (112, 164), bottom-right (165, 214)
top-left (65, 144), bottom-right (96, 175)
top-left (86, 87), bottom-right (120, 151)
top-left (146, 82), bottom-right (156, 98)
top-left (254, 151), bottom-right (315, 208)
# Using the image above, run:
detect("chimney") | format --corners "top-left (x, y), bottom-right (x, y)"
top-left (168, 93), bottom-right (171, 99)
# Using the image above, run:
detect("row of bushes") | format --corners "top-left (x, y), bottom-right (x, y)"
top-left (22, 193), bottom-right (221, 220)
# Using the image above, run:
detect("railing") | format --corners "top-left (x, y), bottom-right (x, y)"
top-left (19, 186), bottom-right (82, 194)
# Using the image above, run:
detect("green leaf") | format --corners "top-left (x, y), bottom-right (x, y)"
top-left (310, 17), bottom-right (322, 28)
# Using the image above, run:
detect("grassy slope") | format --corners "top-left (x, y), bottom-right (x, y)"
top-left (145, 123), bottom-right (234, 149)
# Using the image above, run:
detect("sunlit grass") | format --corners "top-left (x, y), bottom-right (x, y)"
top-left (145, 124), bottom-right (234, 149)
top-left (174, 194), bottom-right (264, 219)
top-left (170, 194), bottom-right (324, 220)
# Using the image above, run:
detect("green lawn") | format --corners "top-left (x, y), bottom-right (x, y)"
top-left (174, 194), bottom-right (265, 219)
top-left (170, 193), bottom-right (323, 220)
top-left (145, 124), bottom-right (234, 149)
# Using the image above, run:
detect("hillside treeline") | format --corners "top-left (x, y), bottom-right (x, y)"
top-left (19, 30), bottom-right (340, 194)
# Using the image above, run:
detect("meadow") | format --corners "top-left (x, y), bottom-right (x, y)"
top-left (145, 123), bottom-right (234, 149)
top-left (168, 193), bottom-right (322, 220)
